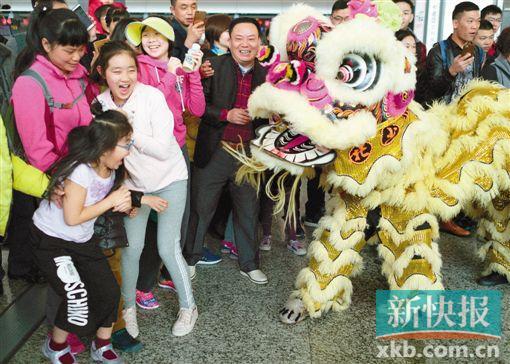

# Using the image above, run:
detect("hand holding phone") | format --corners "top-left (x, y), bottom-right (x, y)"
top-left (72, 4), bottom-right (94, 31)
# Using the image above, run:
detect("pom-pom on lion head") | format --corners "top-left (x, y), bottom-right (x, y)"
top-left (248, 0), bottom-right (418, 170)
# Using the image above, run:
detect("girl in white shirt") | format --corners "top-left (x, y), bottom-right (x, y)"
top-left (91, 41), bottom-right (197, 338)
top-left (31, 110), bottom-right (133, 364)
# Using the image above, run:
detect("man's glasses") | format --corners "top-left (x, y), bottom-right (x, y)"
top-left (117, 139), bottom-right (135, 151)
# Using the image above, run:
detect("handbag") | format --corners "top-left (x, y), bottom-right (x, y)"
top-left (94, 210), bottom-right (129, 250)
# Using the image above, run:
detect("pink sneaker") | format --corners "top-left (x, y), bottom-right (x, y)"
top-left (229, 245), bottom-right (239, 260)
top-left (136, 290), bottom-right (160, 310)
top-left (47, 332), bottom-right (85, 355)
top-left (220, 240), bottom-right (235, 254)
top-left (158, 279), bottom-right (177, 292)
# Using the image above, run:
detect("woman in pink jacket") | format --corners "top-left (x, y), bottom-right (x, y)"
top-left (125, 17), bottom-right (205, 308)
top-left (9, 6), bottom-right (96, 357)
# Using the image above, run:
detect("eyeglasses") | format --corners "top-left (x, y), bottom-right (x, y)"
top-left (117, 138), bottom-right (135, 151)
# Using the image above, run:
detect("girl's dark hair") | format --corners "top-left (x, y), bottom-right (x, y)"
top-left (497, 27), bottom-right (510, 57)
top-left (13, 6), bottom-right (88, 80)
top-left (110, 17), bottom-right (141, 42)
top-left (140, 15), bottom-right (174, 58)
top-left (31, 0), bottom-right (67, 9)
top-left (90, 40), bottom-right (138, 85)
top-left (46, 109), bottom-right (133, 199)
top-left (94, 4), bottom-right (112, 24)
top-left (105, 6), bottom-right (129, 29)
top-left (395, 29), bottom-right (416, 42)
top-left (205, 14), bottom-right (232, 47)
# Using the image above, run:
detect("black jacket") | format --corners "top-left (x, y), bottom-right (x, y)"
top-left (418, 35), bottom-right (484, 106)
top-left (194, 54), bottom-right (268, 168)
top-left (171, 17), bottom-right (189, 62)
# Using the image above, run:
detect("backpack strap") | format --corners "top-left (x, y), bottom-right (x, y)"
top-left (20, 69), bottom-right (87, 111)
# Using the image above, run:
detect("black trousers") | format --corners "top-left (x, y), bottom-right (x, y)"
top-left (305, 167), bottom-right (325, 219)
top-left (184, 147), bottom-right (260, 271)
top-left (29, 224), bottom-right (120, 336)
top-left (7, 191), bottom-right (39, 276)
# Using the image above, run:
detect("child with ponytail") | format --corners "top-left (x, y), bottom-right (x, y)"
top-left (91, 41), bottom-right (198, 338)
top-left (30, 110), bottom-right (133, 364)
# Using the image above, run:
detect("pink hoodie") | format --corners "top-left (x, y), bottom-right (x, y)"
top-left (136, 54), bottom-right (205, 147)
top-left (11, 55), bottom-right (95, 172)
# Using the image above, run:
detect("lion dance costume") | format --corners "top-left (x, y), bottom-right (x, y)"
top-left (226, 0), bottom-right (510, 323)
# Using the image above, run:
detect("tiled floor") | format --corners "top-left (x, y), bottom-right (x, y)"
top-left (5, 226), bottom-right (510, 363)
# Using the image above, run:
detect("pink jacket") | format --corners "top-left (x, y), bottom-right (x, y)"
top-left (11, 55), bottom-right (94, 172)
top-left (136, 55), bottom-right (205, 147)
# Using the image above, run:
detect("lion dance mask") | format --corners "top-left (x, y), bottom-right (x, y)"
top-left (225, 0), bottom-right (510, 323)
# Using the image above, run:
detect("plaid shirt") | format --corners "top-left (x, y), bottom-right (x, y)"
top-left (221, 65), bottom-right (255, 143)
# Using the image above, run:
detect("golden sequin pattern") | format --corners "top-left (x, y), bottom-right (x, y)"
top-left (333, 112), bottom-right (417, 185)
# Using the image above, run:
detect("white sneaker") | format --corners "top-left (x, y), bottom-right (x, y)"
top-left (172, 306), bottom-right (198, 337)
top-left (240, 269), bottom-right (268, 285)
top-left (122, 306), bottom-right (139, 338)
top-left (188, 265), bottom-right (196, 280)
top-left (259, 235), bottom-right (272, 251)
top-left (90, 341), bottom-right (124, 363)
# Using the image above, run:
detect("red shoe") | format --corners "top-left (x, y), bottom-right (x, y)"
top-left (440, 220), bottom-right (471, 237)
top-left (48, 332), bottom-right (85, 355)
top-left (158, 279), bottom-right (177, 292)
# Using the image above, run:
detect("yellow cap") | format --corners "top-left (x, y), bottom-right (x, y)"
top-left (125, 17), bottom-right (175, 46)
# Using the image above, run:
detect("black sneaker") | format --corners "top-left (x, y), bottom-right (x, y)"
top-left (303, 215), bottom-right (320, 227)
top-left (477, 272), bottom-right (508, 286)
top-left (111, 328), bottom-right (143, 353)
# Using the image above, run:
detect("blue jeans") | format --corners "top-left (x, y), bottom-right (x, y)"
top-left (121, 179), bottom-right (194, 309)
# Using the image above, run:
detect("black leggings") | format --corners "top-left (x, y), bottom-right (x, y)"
top-left (29, 224), bottom-right (120, 336)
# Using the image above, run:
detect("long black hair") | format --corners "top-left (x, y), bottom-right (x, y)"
top-left (13, 6), bottom-right (89, 80)
top-left (45, 108), bottom-right (133, 200)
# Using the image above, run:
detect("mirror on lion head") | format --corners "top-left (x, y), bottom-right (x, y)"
top-left (247, 0), bottom-right (417, 170)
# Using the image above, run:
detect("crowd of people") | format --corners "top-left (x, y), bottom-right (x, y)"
top-left (0, 0), bottom-right (509, 363)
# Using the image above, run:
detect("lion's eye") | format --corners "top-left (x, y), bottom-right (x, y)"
top-left (336, 53), bottom-right (380, 91)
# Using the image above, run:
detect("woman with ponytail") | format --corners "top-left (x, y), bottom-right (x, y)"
top-left (8, 5), bottom-right (96, 356)
top-left (31, 110), bottom-right (132, 364)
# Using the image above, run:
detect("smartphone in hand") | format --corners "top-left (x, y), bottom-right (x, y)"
top-left (72, 4), bottom-right (94, 31)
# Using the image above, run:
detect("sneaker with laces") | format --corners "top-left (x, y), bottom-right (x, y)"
top-left (158, 279), bottom-right (177, 292)
top-left (136, 290), bottom-right (160, 310)
top-left (220, 240), bottom-right (235, 254)
top-left (42, 338), bottom-right (77, 364)
top-left (122, 306), bottom-right (139, 338)
top-left (111, 328), bottom-right (143, 353)
top-left (259, 235), bottom-right (272, 251)
top-left (229, 245), bottom-right (239, 260)
top-left (287, 239), bottom-right (307, 256)
top-left (90, 341), bottom-right (124, 363)
top-left (172, 306), bottom-right (198, 337)
top-left (197, 247), bottom-right (222, 265)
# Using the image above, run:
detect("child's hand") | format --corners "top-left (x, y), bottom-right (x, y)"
top-left (141, 195), bottom-right (168, 212)
top-left (128, 208), bottom-right (139, 218)
top-left (50, 184), bottom-right (65, 208)
top-left (109, 186), bottom-right (131, 211)
top-left (168, 57), bottom-right (183, 74)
